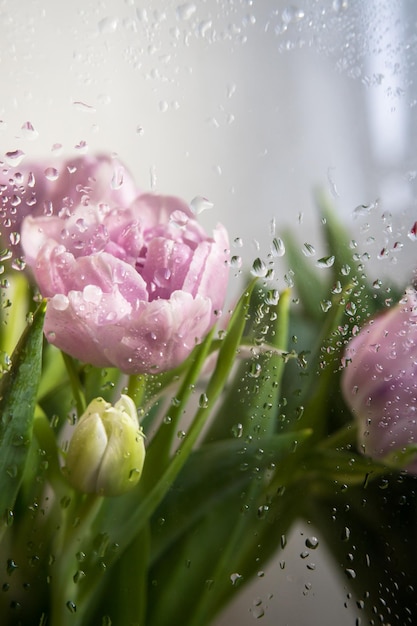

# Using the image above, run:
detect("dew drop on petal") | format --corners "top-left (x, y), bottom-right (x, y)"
top-left (52, 294), bottom-right (69, 311)
top-left (83, 285), bottom-right (102, 305)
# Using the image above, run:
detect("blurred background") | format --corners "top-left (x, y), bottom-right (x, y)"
top-left (1, 0), bottom-right (416, 623)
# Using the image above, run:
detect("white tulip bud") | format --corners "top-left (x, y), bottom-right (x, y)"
top-left (64, 395), bottom-right (145, 496)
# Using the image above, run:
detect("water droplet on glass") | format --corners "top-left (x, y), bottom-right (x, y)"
top-left (231, 423), bottom-right (243, 438)
top-left (6, 559), bottom-right (18, 575)
top-left (6, 464), bottom-right (17, 478)
top-left (51, 143), bottom-right (63, 154)
top-left (73, 101), bottom-right (96, 113)
top-left (320, 299), bottom-right (332, 312)
top-left (198, 19), bottom-right (212, 37)
top-left (408, 222), bottom-right (417, 241)
top-left (199, 393), bottom-right (209, 408)
top-left (341, 526), bottom-right (350, 541)
top-left (9, 232), bottom-right (20, 246)
top-left (5, 150), bottom-right (25, 166)
top-left (316, 255), bottom-right (335, 269)
top-left (302, 242), bottom-right (316, 257)
top-left (265, 289), bottom-right (279, 306)
top-left (190, 196), bottom-right (213, 215)
top-left (305, 536), bottom-right (319, 549)
top-left (332, 0), bottom-right (349, 10)
top-left (66, 600), bottom-right (77, 613)
top-left (230, 572), bottom-right (243, 586)
top-left (251, 257), bottom-right (267, 277)
top-left (0, 249), bottom-right (12, 262)
top-left (170, 210), bottom-right (189, 227)
top-left (44, 167), bottom-right (59, 181)
top-left (4, 509), bottom-right (14, 527)
top-left (176, 2), bottom-right (197, 20)
top-left (248, 362), bottom-right (262, 378)
top-left (282, 6), bottom-right (305, 24)
top-left (98, 16), bottom-right (119, 34)
top-left (230, 255), bottom-right (242, 269)
top-left (11, 257), bottom-right (26, 271)
top-left (111, 166), bottom-right (125, 190)
top-left (271, 237), bottom-right (285, 257)
top-left (20, 121), bottom-right (39, 140)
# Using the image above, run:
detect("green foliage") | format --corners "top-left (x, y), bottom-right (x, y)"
top-left (0, 300), bottom-right (46, 540)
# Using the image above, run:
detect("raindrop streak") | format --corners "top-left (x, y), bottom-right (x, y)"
top-left (73, 101), bottom-right (97, 114)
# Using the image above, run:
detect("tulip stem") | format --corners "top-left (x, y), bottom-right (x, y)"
top-left (127, 373), bottom-right (147, 408)
top-left (61, 352), bottom-right (86, 416)
top-left (50, 493), bottom-right (104, 626)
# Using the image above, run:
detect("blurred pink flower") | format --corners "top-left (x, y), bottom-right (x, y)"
top-left (341, 288), bottom-right (417, 473)
top-left (22, 192), bottom-right (229, 374)
top-left (0, 153), bottom-right (138, 254)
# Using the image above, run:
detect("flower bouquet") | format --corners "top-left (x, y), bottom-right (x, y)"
top-left (0, 153), bottom-right (416, 625)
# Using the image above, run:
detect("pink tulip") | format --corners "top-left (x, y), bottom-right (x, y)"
top-left (0, 154), bottom-right (138, 253)
top-left (341, 288), bottom-right (417, 473)
top-left (21, 192), bottom-right (229, 374)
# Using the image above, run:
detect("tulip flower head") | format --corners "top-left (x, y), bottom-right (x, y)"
top-left (64, 395), bottom-right (145, 496)
top-left (341, 287), bottom-right (417, 473)
top-left (21, 188), bottom-right (229, 374)
top-left (0, 154), bottom-right (138, 255)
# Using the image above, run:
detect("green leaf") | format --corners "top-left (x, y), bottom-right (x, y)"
top-left (0, 300), bottom-right (46, 538)
top-left (151, 429), bottom-right (312, 564)
top-left (205, 287), bottom-right (291, 442)
top-left (148, 430), bottom-right (311, 626)
top-left (282, 229), bottom-right (328, 321)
